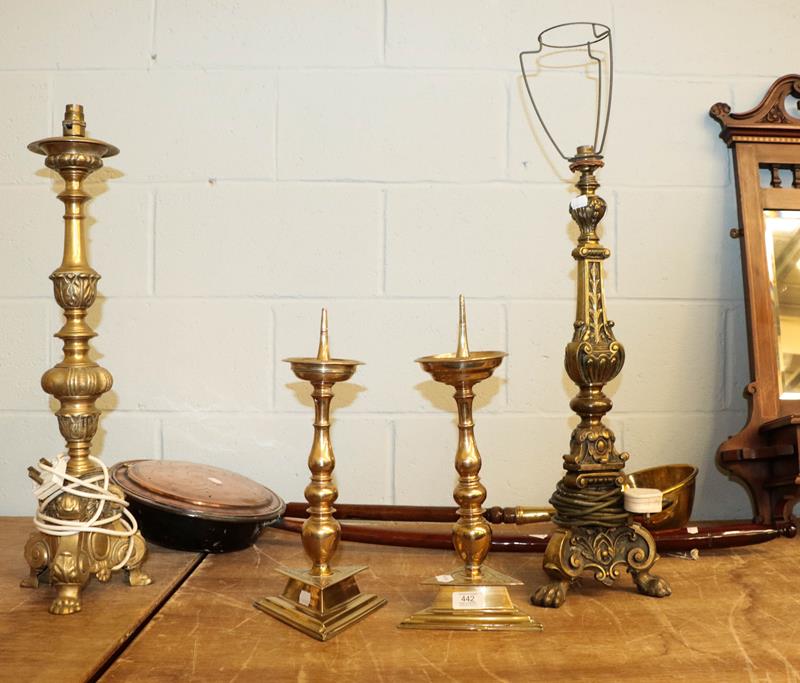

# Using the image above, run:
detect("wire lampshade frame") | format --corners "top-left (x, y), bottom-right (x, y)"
top-left (519, 22), bottom-right (613, 161)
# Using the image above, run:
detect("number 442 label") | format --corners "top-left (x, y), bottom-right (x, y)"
top-left (452, 590), bottom-right (485, 610)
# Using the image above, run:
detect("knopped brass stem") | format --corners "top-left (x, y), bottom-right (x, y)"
top-left (304, 379), bottom-right (337, 577)
top-left (255, 310), bottom-right (385, 641)
top-left (452, 382), bottom-right (490, 580)
top-left (41, 107), bottom-right (110, 477)
top-left (400, 297), bottom-right (541, 631)
top-left (21, 105), bottom-right (150, 615)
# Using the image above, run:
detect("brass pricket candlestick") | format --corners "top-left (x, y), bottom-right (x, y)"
top-left (255, 310), bottom-right (385, 641)
top-left (520, 24), bottom-right (670, 607)
top-left (400, 297), bottom-right (541, 631)
top-left (21, 105), bottom-right (150, 615)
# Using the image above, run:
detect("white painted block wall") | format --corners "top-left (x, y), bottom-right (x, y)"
top-left (1, 0), bottom-right (797, 519)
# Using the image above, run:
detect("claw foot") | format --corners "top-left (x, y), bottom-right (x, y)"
top-left (633, 570), bottom-right (671, 598)
top-left (126, 567), bottom-right (152, 587)
top-left (50, 585), bottom-right (82, 615)
top-left (95, 565), bottom-right (112, 582)
top-left (20, 569), bottom-right (43, 589)
top-left (531, 580), bottom-right (570, 608)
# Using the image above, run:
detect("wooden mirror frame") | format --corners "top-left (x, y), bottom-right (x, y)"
top-left (711, 74), bottom-right (800, 525)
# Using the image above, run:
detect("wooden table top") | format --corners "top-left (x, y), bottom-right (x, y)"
top-left (101, 523), bottom-right (800, 683)
top-left (0, 517), bottom-right (202, 683)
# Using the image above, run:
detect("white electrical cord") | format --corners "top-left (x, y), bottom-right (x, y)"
top-left (33, 453), bottom-right (137, 571)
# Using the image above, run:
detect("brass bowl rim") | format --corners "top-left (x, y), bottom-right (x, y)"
top-left (415, 350), bottom-right (507, 364)
top-left (28, 135), bottom-right (120, 158)
top-left (283, 356), bottom-right (363, 366)
top-left (627, 464), bottom-right (698, 496)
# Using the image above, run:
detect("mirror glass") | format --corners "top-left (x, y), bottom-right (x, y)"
top-left (765, 209), bottom-right (800, 398)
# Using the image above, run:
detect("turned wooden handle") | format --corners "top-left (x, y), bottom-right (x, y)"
top-left (283, 502), bottom-right (554, 524)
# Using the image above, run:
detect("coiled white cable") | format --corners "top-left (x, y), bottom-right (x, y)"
top-left (33, 454), bottom-right (137, 571)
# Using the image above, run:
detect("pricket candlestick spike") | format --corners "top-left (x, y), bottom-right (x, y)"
top-left (316, 308), bottom-right (330, 361)
top-left (456, 294), bottom-right (470, 359)
top-left (400, 296), bottom-right (542, 631)
top-left (254, 309), bottom-right (385, 640)
top-left (21, 105), bottom-right (150, 615)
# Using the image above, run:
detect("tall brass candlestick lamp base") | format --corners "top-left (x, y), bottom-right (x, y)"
top-left (21, 105), bottom-right (150, 615)
top-left (530, 147), bottom-right (670, 608)
top-left (400, 297), bottom-right (541, 631)
top-left (520, 24), bottom-right (670, 607)
top-left (255, 310), bottom-right (385, 641)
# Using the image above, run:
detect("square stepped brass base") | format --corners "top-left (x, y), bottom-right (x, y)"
top-left (254, 565), bottom-right (386, 641)
top-left (399, 565), bottom-right (543, 632)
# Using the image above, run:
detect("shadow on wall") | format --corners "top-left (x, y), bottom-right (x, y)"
top-left (284, 381), bottom-right (366, 410)
top-left (414, 376), bottom-right (504, 413)
top-left (710, 190), bottom-right (752, 519)
top-left (283, 376), bottom-right (505, 415)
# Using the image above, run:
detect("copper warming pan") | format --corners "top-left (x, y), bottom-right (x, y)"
top-left (112, 460), bottom-right (285, 553)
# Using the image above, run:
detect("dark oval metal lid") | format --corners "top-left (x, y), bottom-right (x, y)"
top-left (111, 460), bottom-right (285, 523)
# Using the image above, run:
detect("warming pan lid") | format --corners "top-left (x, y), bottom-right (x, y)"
top-left (111, 460), bottom-right (285, 523)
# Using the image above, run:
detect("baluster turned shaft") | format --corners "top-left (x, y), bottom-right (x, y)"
top-left (770, 164), bottom-right (782, 188)
top-left (22, 105), bottom-right (150, 616)
top-left (255, 309), bottom-right (385, 641)
top-left (400, 296), bottom-right (541, 631)
top-left (304, 379), bottom-right (338, 577)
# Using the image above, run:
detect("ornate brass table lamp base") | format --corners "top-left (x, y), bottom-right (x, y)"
top-left (255, 565), bottom-right (385, 641)
top-left (255, 310), bottom-right (385, 641)
top-left (21, 505), bottom-right (150, 614)
top-left (519, 24), bottom-right (669, 608)
top-left (400, 297), bottom-right (541, 632)
top-left (534, 524), bottom-right (663, 607)
top-left (21, 105), bottom-right (150, 615)
top-left (529, 148), bottom-right (670, 608)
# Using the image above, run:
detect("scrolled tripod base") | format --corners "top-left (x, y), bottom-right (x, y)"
top-left (400, 565), bottom-right (542, 631)
top-left (20, 527), bottom-right (150, 615)
top-left (532, 523), bottom-right (671, 609)
top-left (254, 565), bottom-right (386, 641)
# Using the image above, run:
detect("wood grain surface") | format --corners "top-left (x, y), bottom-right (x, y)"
top-left (102, 524), bottom-right (800, 682)
top-left (0, 517), bottom-right (202, 683)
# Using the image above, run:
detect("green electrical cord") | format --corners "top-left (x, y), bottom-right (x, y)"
top-left (550, 480), bottom-right (628, 527)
